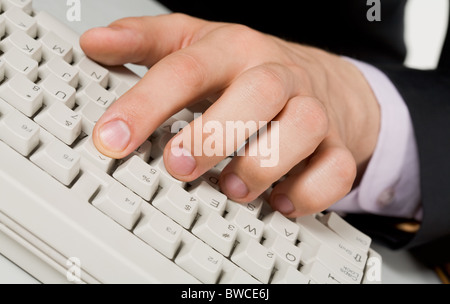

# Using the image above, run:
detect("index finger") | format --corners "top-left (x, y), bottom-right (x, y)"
top-left (80, 13), bottom-right (211, 67)
top-left (89, 15), bottom-right (259, 159)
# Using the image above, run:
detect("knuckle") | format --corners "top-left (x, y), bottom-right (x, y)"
top-left (324, 146), bottom-right (357, 193)
top-left (169, 12), bottom-right (190, 21)
top-left (288, 96), bottom-right (329, 140)
top-left (255, 65), bottom-right (288, 107)
top-left (165, 52), bottom-right (207, 90)
top-left (221, 23), bottom-right (262, 44)
top-left (242, 64), bottom-right (290, 113)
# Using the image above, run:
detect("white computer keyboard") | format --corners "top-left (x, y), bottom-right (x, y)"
top-left (0, 0), bottom-right (382, 284)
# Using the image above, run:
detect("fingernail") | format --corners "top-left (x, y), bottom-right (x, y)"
top-left (222, 173), bottom-right (249, 199)
top-left (272, 194), bottom-right (295, 215)
top-left (98, 120), bottom-right (131, 152)
top-left (167, 146), bottom-right (197, 176)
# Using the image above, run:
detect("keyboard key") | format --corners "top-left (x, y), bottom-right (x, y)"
top-left (231, 238), bottom-right (275, 283)
top-left (267, 236), bottom-right (302, 272)
top-left (189, 181), bottom-right (227, 216)
top-left (39, 31), bottom-right (73, 63)
top-left (0, 109), bottom-right (39, 156)
top-left (77, 82), bottom-right (116, 108)
top-left (75, 137), bottom-right (115, 173)
top-left (320, 212), bottom-right (372, 252)
top-left (300, 243), bottom-right (363, 284)
top-left (226, 197), bottom-right (264, 218)
top-left (262, 211), bottom-right (299, 245)
top-left (134, 210), bottom-right (183, 259)
top-left (92, 182), bottom-right (142, 230)
top-left (192, 212), bottom-right (238, 257)
top-left (296, 215), bottom-right (367, 270)
top-left (225, 207), bottom-right (264, 244)
top-left (3, 7), bottom-right (37, 37)
top-left (30, 140), bottom-right (81, 186)
top-left (0, 74), bottom-right (43, 116)
top-left (2, 49), bottom-right (39, 81)
top-left (39, 74), bottom-right (76, 108)
top-left (77, 56), bottom-right (109, 88)
top-left (1, 30), bottom-right (42, 61)
top-left (39, 56), bottom-right (79, 88)
top-left (113, 155), bottom-right (160, 201)
top-left (175, 239), bottom-right (224, 284)
top-left (34, 102), bottom-right (82, 145)
top-left (301, 261), bottom-right (343, 284)
top-left (152, 184), bottom-right (198, 229)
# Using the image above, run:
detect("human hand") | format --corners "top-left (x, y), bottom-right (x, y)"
top-left (80, 13), bottom-right (380, 218)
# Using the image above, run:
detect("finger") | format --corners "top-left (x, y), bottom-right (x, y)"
top-left (92, 23), bottom-right (262, 159)
top-left (80, 14), bottom-right (211, 67)
top-left (269, 136), bottom-right (357, 218)
top-left (217, 96), bottom-right (330, 202)
top-left (163, 63), bottom-right (302, 181)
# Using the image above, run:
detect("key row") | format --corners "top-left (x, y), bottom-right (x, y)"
top-left (0, 74), bottom-right (127, 146)
top-left (0, 48), bottom-right (110, 89)
top-left (0, 0), bottom-right (33, 15)
top-left (133, 194), bottom-right (371, 284)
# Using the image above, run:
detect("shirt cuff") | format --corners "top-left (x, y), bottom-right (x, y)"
top-left (329, 57), bottom-right (422, 221)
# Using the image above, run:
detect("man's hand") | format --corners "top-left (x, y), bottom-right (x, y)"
top-left (80, 13), bottom-right (380, 218)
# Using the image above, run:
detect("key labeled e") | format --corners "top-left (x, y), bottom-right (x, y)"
top-left (66, 0), bottom-right (81, 22)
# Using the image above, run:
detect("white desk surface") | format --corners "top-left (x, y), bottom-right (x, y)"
top-left (0, 0), bottom-right (445, 284)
